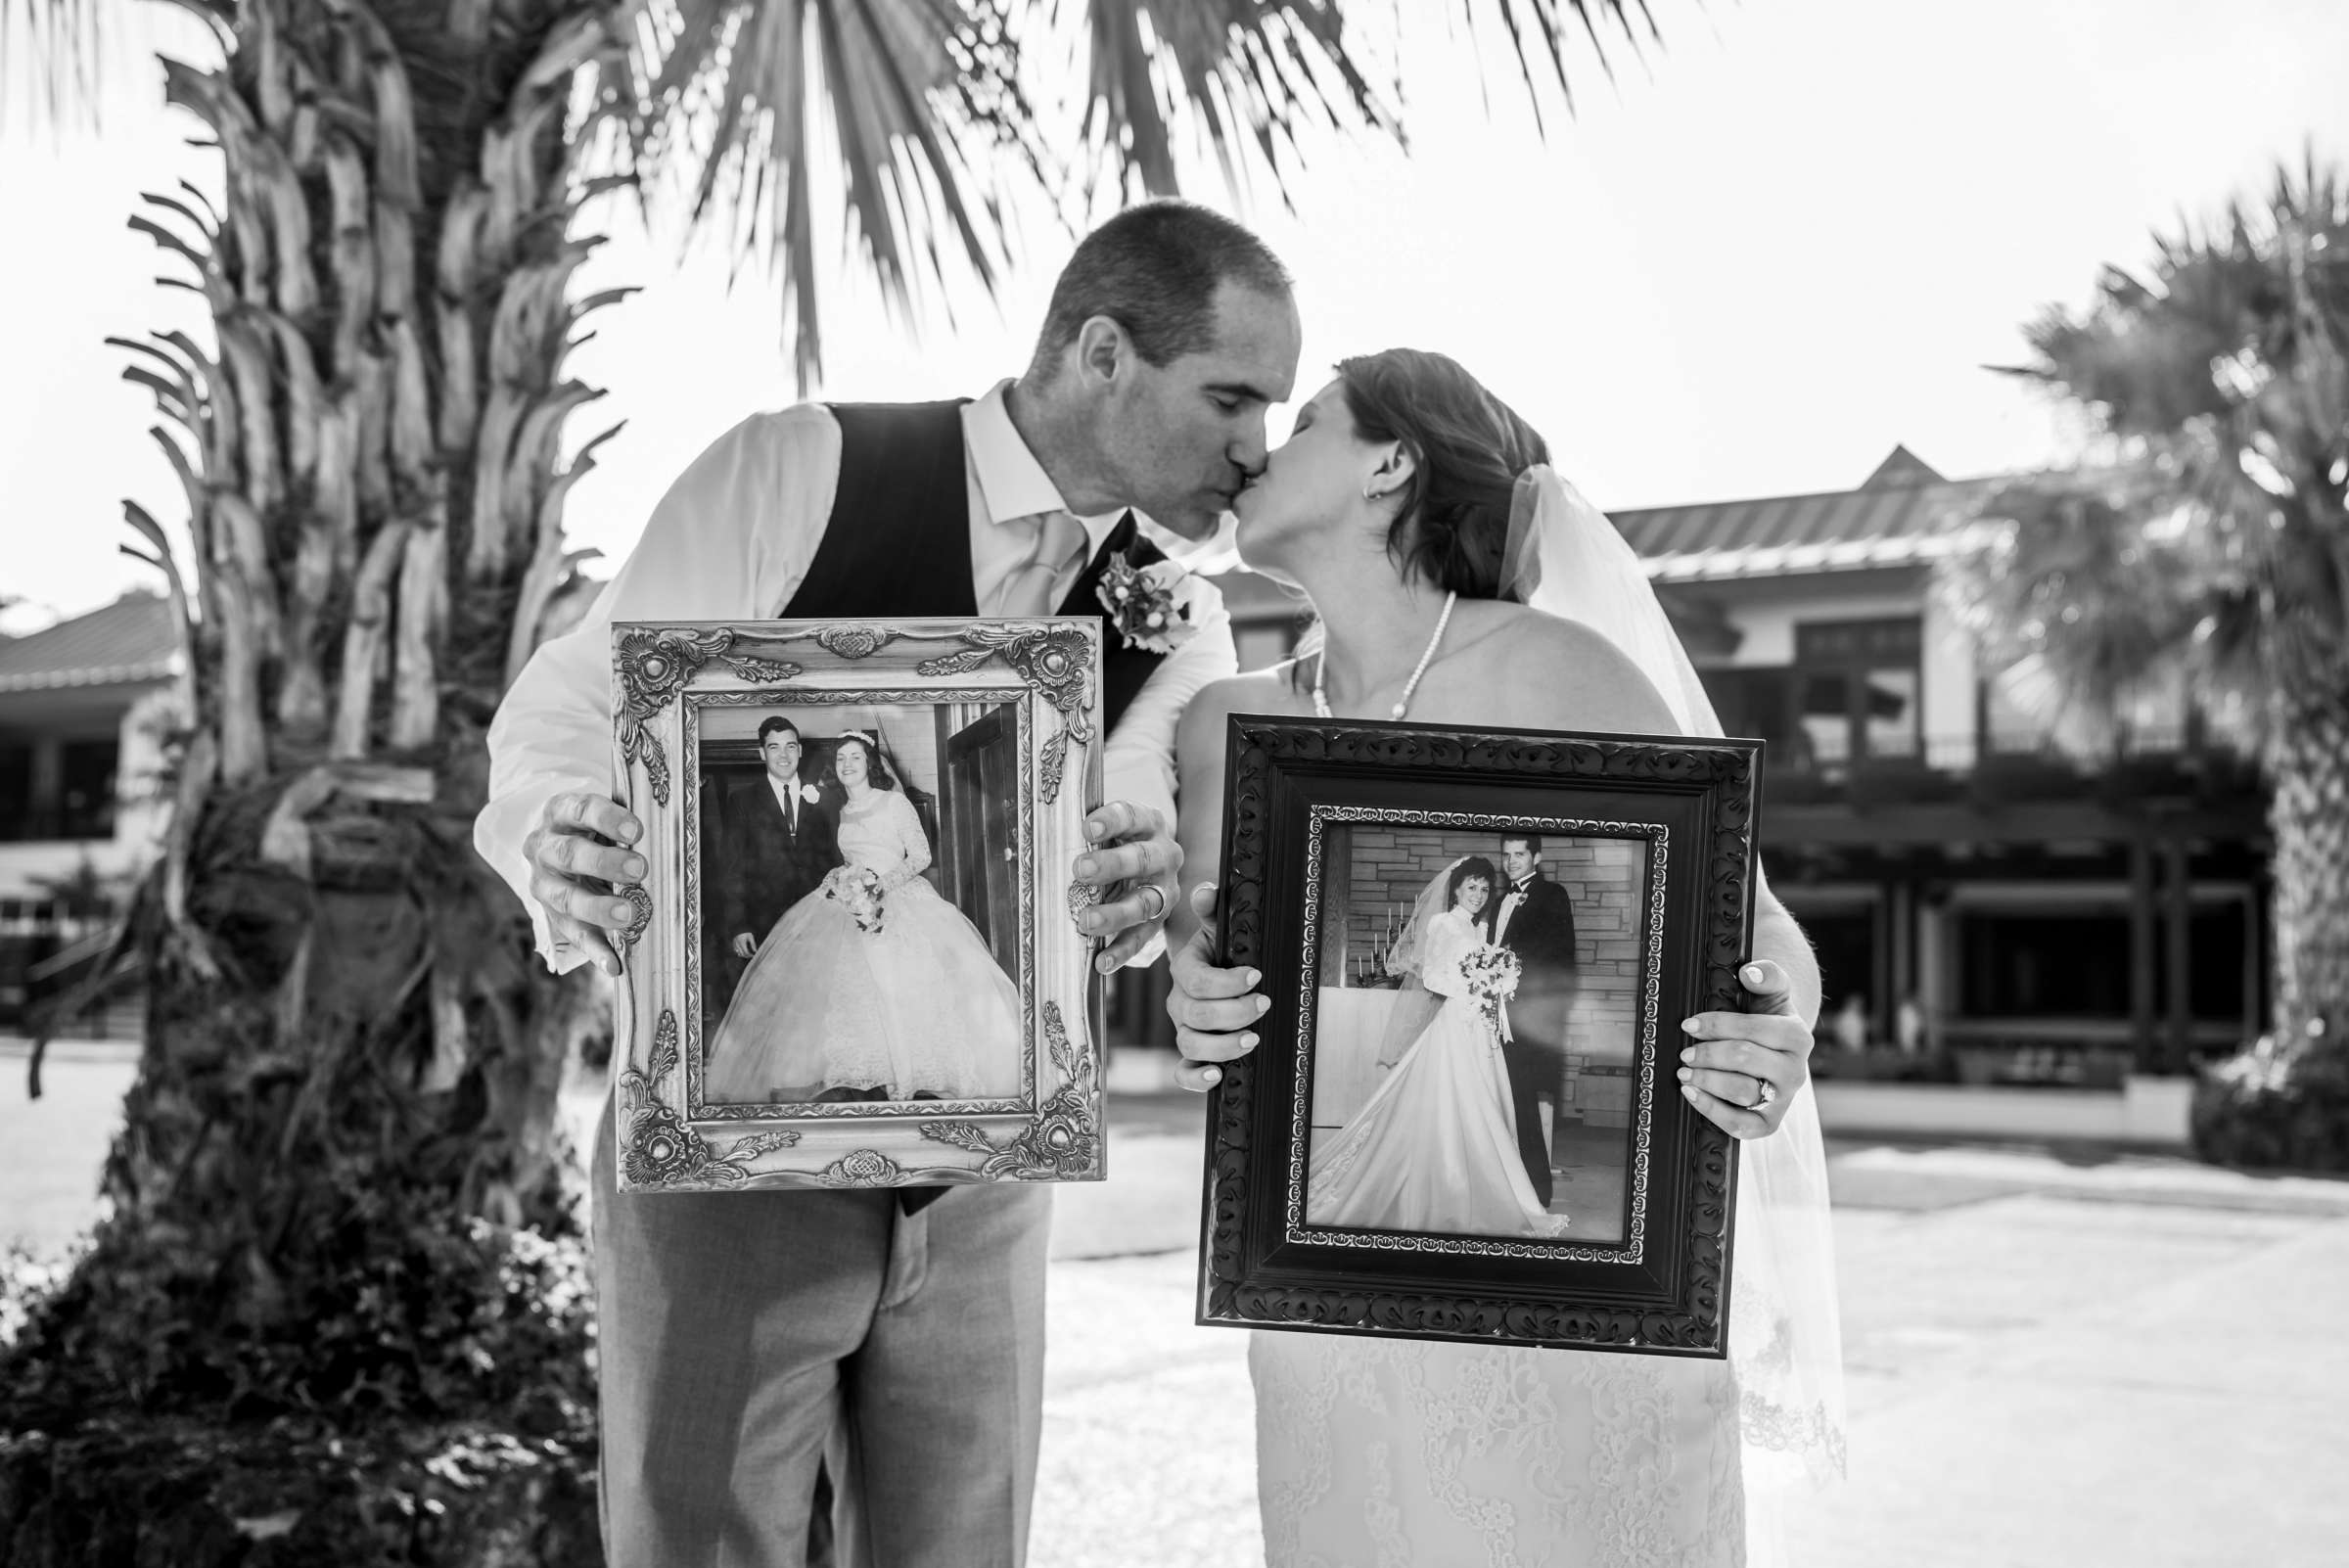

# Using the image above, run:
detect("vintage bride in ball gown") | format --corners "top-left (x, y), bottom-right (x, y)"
top-left (1307, 853), bottom-right (1570, 1239)
top-left (705, 729), bottom-right (1023, 1102)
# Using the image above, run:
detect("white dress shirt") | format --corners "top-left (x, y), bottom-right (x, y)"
top-left (1494, 877), bottom-right (1533, 942)
top-left (475, 380), bottom-right (1238, 973)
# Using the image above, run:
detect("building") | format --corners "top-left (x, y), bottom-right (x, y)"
top-left (0, 591), bottom-right (178, 1037)
top-left (1140, 449), bottom-right (2270, 1088)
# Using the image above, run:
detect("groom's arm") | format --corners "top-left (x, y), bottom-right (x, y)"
top-left (1091, 578), bottom-right (1239, 969)
top-left (476, 406), bottom-right (844, 972)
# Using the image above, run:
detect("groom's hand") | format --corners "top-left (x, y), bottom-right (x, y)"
top-left (1074, 801), bottom-right (1184, 973)
top-left (523, 791), bottom-right (646, 977)
top-left (1168, 883), bottom-right (1269, 1093)
top-left (730, 933), bottom-right (758, 959)
top-left (1678, 959), bottom-right (1814, 1139)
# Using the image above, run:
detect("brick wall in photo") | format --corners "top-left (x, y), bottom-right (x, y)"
top-left (1323, 824), bottom-right (1647, 1093)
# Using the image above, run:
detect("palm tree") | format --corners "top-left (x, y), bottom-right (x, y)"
top-left (1940, 153), bottom-right (2349, 1170)
top-left (0, 0), bottom-right (1671, 1556)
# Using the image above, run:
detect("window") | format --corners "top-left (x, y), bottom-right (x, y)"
top-left (0, 743), bottom-right (29, 843)
top-left (1794, 618), bottom-right (1922, 764)
top-left (59, 739), bottom-right (120, 840)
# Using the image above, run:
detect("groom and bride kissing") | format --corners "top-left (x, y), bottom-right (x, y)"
top-left (703, 715), bottom-right (1022, 1105)
top-left (478, 200), bottom-right (1841, 1565)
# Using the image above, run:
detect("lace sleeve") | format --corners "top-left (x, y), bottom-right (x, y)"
top-left (878, 793), bottom-right (933, 891)
top-left (1417, 913), bottom-right (1469, 998)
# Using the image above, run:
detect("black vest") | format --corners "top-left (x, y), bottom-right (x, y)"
top-left (785, 399), bottom-right (1170, 729)
top-left (786, 399), bottom-right (1170, 1211)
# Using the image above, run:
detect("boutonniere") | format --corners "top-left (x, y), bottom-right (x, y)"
top-left (799, 784), bottom-right (821, 806)
top-left (1096, 551), bottom-right (1203, 655)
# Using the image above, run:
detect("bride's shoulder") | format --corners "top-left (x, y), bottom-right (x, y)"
top-left (1175, 667), bottom-right (1305, 750)
top-left (1454, 602), bottom-right (1677, 734)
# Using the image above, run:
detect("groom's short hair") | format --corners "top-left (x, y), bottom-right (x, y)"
top-left (757, 716), bottom-right (802, 747)
top-left (1030, 201), bottom-right (1291, 375)
top-left (1501, 834), bottom-right (1543, 858)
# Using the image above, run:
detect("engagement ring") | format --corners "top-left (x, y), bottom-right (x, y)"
top-left (1756, 1079), bottom-right (1778, 1109)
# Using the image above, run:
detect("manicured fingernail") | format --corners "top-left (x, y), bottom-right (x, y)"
top-left (620, 821), bottom-right (641, 844)
top-left (624, 856), bottom-right (647, 879)
top-left (1681, 1018), bottom-right (1701, 1034)
top-left (1680, 1084), bottom-right (1697, 1099)
top-left (1239, 1035), bottom-right (1258, 1050)
top-left (1244, 970), bottom-right (1262, 987)
top-left (1743, 964), bottom-right (1766, 986)
top-left (1075, 855), bottom-right (1098, 878)
top-left (1095, 953), bottom-right (1117, 973)
top-left (1679, 1047), bottom-right (1695, 1063)
top-left (1086, 819), bottom-right (1105, 841)
top-left (612, 900), bottom-right (635, 922)
top-left (1254, 995), bottom-right (1270, 1015)
top-left (1200, 1066), bottom-right (1221, 1084)
top-left (1677, 1066), bottom-right (1692, 1082)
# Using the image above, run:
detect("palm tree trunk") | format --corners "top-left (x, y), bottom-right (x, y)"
top-left (4, 0), bottom-right (624, 1547)
top-left (2265, 686), bottom-right (2349, 1048)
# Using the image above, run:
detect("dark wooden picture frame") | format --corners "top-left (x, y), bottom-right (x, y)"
top-left (1198, 715), bottom-right (1765, 1356)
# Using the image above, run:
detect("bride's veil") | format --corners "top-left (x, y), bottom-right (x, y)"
top-left (1366, 857), bottom-right (1466, 1068)
top-left (1503, 466), bottom-right (1848, 1493)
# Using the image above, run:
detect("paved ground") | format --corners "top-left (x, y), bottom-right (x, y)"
top-left (10, 1041), bottom-right (2348, 1566)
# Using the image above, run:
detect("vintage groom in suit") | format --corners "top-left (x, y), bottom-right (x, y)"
top-left (1491, 833), bottom-right (1580, 1207)
top-left (475, 200), bottom-right (1302, 1568)
top-left (717, 715), bottom-right (841, 990)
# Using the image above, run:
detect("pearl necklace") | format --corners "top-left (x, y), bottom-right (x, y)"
top-left (1313, 592), bottom-right (1458, 720)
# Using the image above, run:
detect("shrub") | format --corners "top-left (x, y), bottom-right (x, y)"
top-left (2189, 1034), bottom-right (2349, 1173)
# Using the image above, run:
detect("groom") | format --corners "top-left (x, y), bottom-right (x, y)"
top-left (1490, 834), bottom-right (1579, 1207)
top-left (716, 716), bottom-right (841, 1001)
top-left (475, 200), bottom-right (1302, 1568)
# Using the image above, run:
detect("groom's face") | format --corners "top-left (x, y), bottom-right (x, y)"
top-left (760, 731), bottom-right (803, 782)
top-left (1097, 281), bottom-right (1301, 540)
top-left (1501, 844), bottom-right (1536, 882)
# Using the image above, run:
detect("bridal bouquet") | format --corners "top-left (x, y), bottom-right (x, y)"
top-left (1458, 944), bottom-right (1522, 1039)
top-left (823, 865), bottom-right (886, 934)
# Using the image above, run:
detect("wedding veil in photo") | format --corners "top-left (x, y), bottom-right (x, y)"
top-left (1368, 856), bottom-right (1479, 1069)
top-left (1502, 465), bottom-right (1849, 1493)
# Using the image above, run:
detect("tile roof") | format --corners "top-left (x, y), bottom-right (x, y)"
top-left (1610, 449), bottom-right (2001, 583)
top-left (0, 591), bottom-right (180, 694)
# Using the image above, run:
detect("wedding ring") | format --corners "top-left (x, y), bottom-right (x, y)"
top-left (1755, 1078), bottom-right (1778, 1109)
top-left (1136, 882), bottom-right (1170, 922)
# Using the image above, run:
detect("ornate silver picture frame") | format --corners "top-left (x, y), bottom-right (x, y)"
top-left (607, 618), bottom-right (1106, 1192)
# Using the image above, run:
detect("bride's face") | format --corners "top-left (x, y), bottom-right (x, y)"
top-left (1455, 876), bottom-right (1491, 916)
top-left (835, 741), bottom-right (871, 788)
top-left (1231, 379), bottom-right (1385, 576)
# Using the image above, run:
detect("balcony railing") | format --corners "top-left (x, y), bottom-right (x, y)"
top-left (1762, 727), bottom-right (2261, 808)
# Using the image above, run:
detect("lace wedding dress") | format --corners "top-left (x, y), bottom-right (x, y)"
top-left (706, 789), bottom-right (1022, 1101)
top-left (1307, 908), bottom-right (1569, 1239)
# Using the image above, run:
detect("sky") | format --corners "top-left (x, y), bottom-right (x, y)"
top-left (4, 0), bottom-right (2347, 628)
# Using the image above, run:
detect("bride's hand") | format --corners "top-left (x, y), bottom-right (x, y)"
top-left (1167, 883), bottom-right (1270, 1092)
top-left (1677, 960), bottom-right (1814, 1138)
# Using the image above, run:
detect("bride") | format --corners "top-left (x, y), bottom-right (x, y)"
top-left (1162, 349), bottom-right (1846, 1564)
top-left (1308, 854), bottom-right (1568, 1238)
top-left (705, 729), bottom-right (1023, 1103)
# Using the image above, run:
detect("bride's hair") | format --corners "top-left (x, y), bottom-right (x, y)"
top-left (832, 732), bottom-right (899, 793)
top-left (1446, 854), bottom-right (1499, 909)
top-left (1337, 348), bottom-right (1549, 599)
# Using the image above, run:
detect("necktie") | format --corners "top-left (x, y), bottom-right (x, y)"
top-left (985, 511), bottom-right (1088, 618)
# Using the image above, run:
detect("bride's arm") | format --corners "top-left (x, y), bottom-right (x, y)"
top-left (876, 793), bottom-right (932, 891)
top-left (1164, 672), bottom-right (1287, 1091)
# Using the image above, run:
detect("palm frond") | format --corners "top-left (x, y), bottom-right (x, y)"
top-left (629, 0), bottom-right (1027, 389)
top-left (0, 0), bottom-right (111, 128)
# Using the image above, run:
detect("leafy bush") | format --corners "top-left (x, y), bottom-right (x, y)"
top-left (2190, 1035), bottom-right (2349, 1172)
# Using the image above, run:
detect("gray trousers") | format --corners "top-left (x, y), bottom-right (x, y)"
top-left (591, 1102), bottom-right (1051, 1567)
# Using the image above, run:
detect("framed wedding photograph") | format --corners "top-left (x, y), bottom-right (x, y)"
top-left (606, 617), bottom-right (1107, 1192)
top-left (1198, 715), bottom-right (1764, 1356)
